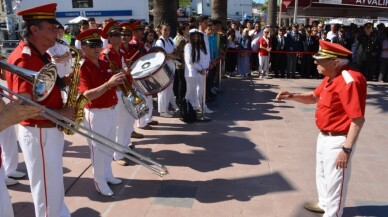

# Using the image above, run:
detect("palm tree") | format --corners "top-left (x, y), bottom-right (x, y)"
top-left (153, 0), bottom-right (178, 37)
top-left (211, 0), bottom-right (227, 24)
top-left (267, 0), bottom-right (277, 27)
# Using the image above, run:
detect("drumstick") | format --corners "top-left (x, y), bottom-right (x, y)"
top-left (126, 50), bottom-right (140, 63)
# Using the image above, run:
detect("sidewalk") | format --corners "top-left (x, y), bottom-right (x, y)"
top-left (7, 76), bottom-right (388, 217)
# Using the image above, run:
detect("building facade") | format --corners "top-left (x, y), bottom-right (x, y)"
top-left (14, 0), bottom-right (149, 25)
top-left (190, 0), bottom-right (253, 20)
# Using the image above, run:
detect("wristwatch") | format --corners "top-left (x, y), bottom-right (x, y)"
top-left (342, 146), bottom-right (352, 154)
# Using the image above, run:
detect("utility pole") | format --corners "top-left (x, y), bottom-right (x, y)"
top-left (4, 0), bottom-right (17, 39)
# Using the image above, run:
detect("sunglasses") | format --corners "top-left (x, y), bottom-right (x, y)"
top-left (83, 42), bottom-right (103, 48)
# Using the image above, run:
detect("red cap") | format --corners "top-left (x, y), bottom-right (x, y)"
top-left (101, 20), bottom-right (121, 39)
top-left (130, 20), bottom-right (144, 31)
top-left (17, 3), bottom-right (60, 25)
top-left (313, 40), bottom-right (352, 60)
top-left (76, 29), bottom-right (102, 42)
top-left (119, 22), bottom-right (132, 32)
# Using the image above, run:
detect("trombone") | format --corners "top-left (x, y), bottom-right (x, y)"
top-left (0, 64), bottom-right (168, 177)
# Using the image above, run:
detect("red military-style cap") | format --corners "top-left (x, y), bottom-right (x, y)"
top-left (76, 29), bottom-right (102, 47)
top-left (313, 40), bottom-right (352, 60)
top-left (17, 3), bottom-right (60, 25)
top-left (101, 20), bottom-right (122, 39)
top-left (131, 20), bottom-right (144, 30)
top-left (119, 22), bottom-right (132, 32)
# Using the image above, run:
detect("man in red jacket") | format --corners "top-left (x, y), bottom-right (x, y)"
top-left (276, 40), bottom-right (367, 217)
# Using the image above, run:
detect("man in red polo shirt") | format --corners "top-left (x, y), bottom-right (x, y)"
top-left (5, 3), bottom-right (74, 217)
top-left (0, 97), bottom-right (41, 217)
top-left (276, 40), bottom-right (367, 217)
top-left (78, 28), bottom-right (125, 197)
top-left (100, 20), bottom-right (139, 166)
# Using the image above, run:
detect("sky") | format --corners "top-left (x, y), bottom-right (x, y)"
top-left (253, 0), bottom-right (265, 3)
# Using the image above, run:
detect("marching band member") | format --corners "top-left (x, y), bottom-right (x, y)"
top-left (128, 20), bottom-right (152, 135)
top-left (100, 20), bottom-right (135, 166)
top-left (78, 28), bottom-right (124, 196)
top-left (5, 3), bottom-right (74, 216)
top-left (121, 22), bottom-right (158, 130)
top-left (0, 97), bottom-right (41, 217)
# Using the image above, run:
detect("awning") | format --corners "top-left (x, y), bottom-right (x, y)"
top-left (282, 0), bottom-right (388, 18)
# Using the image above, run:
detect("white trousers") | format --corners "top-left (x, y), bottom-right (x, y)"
top-left (185, 77), bottom-right (200, 110)
top-left (84, 106), bottom-right (118, 190)
top-left (259, 55), bottom-right (269, 72)
top-left (197, 74), bottom-right (206, 110)
top-left (316, 133), bottom-right (353, 217)
top-left (115, 91), bottom-right (135, 160)
top-left (137, 95), bottom-right (154, 127)
top-left (0, 126), bottom-right (18, 176)
top-left (157, 82), bottom-right (175, 113)
top-left (0, 166), bottom-right (14, 217)
top-left (18, 125), bottom-right (70, 217)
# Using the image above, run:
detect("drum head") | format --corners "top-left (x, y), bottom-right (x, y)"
top-left (130, 52), bottom-right (166, 79)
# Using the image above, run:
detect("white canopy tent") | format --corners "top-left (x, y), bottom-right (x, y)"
top-left (68, 16), bottom-right (88, 24)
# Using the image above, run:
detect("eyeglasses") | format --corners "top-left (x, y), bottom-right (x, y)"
top-left (264, 32), bottom-right (269, 34)
top-left (121, 33), bottom-right (132, 37)
top-left (83, 42), bottom-right (103, 48)
top-left (109, 33), bottom-right (122, 37)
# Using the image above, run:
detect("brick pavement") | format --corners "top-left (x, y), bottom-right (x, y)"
top-left (5, 76), bottom-right (388, 217)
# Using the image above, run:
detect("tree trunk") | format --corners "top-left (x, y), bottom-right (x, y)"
top-left (267, 0), bottom-right (277, 28)
top-left (211, 0), bottom-right (227, 25)
top-left (4, 0), bottom-right (16, 39)
top-left (154, 0), bottom-right (178, 38)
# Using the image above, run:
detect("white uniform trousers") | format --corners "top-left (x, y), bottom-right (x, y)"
top-left (185, 77), bottom-right (200, 110)
top-left (158, 83), bottom-right (174, 113)
top-left (115, 91), bottom-right (135, 160)
top-left (316, 133), bottom-right (353, 217)
top-left (137, 95), bottom-right (154, 128)
top-left (18, 125), bottom-right (70, 217)
top-left (84, 106), bottom-right (119, 192)
top-left (0, 126), bottom-right (19, 176)
top-left (0, 166), bottom-right (14, 217)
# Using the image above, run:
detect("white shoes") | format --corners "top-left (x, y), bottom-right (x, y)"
top-left (5, 177), bottom-right (18, 186)
top-left (160, 112), bottom-right (173, 118)
top-left (9, 171), bottom-right (26, 179)
top-left (205, 107), bottom-right (214, 114)
top-left (95, 182), bottom-right (114, 197)
top-left (107, 177), bottom-right (122, 185)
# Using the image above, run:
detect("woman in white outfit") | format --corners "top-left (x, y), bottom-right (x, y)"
top-left (155, 23), bottom-right (179, 118)
top-left (184, 29), bottom-right (210, 111)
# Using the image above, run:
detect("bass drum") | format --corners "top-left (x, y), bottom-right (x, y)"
top-left (130, 52), bottom-right (174, 96)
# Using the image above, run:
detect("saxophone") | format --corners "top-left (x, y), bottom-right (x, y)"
top-left (56, 39), bottom-right (90, 135)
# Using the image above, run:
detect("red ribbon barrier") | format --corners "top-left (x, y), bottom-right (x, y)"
top-left (225, 49), bottom-right (317, 55)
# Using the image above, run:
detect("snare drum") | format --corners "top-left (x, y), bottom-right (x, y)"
top-left (130, 52), bottom-right (174, 96)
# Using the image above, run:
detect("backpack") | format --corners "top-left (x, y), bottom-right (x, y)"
top-left (158, 37), bottom-right (174, 48)
top-left (180, 98), bottom-right (197, 123)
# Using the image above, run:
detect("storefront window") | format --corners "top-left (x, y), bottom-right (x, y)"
top-left (72, 0), bottom-right (93, 8)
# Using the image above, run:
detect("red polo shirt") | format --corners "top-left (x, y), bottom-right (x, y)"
top-left (6, 40), bottom-right (63, 126)
top-left (78, 57), bottom-right (118, 109)
top-left (259, 37), bottom-right (271, 56)
top-left (129, 38), bottom-right (146, 61)
top-left (100, 45), bottom-right (133, 86)
top-left (313, 68), bottom-right (367, 133)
